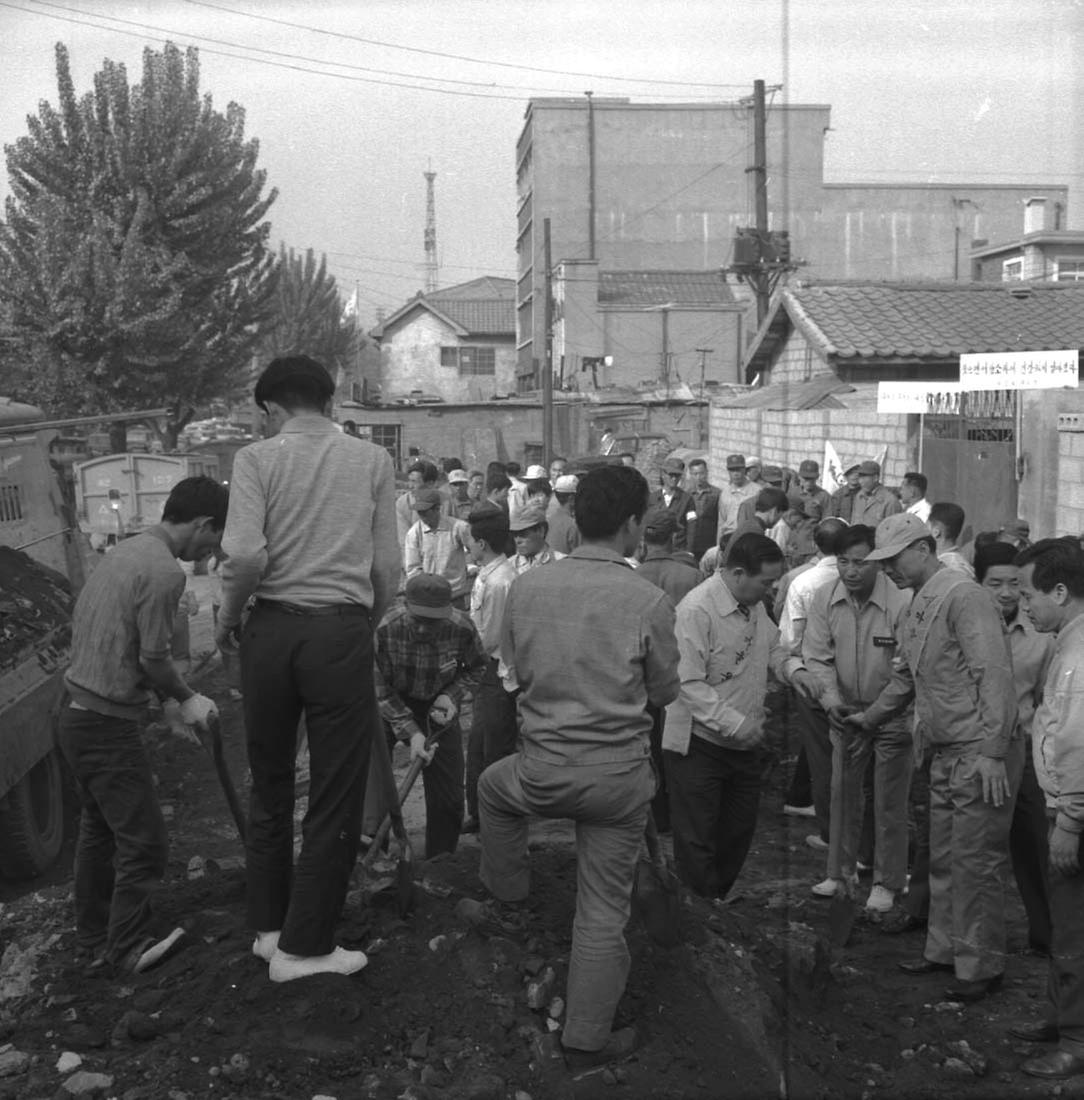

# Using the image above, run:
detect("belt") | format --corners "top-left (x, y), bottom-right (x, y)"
top-left (254, 598), bottom-right (370, 618)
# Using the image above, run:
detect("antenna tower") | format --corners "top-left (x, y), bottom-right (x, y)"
top-left (423, 163), bottom-right (438, 294)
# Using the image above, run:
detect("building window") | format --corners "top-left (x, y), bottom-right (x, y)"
top-left (0, 482), bottom-right (23, 522)
top-left (440, 345), bottom-right (496, 376)
top-left (360, 425), bottom-right (401, 468)
top-left (1002, 258), bottom-right (1023, 281)
top-left (1056, 260), bottom-right (1084, 282)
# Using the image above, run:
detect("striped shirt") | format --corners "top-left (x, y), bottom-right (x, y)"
top-left (220, 414), bottom-right (400, 626)
top-left (64, 529), bottom-right (184, 718)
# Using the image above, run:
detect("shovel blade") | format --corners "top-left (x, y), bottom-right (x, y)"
top-left (633, 858), bottom-right (681, 947)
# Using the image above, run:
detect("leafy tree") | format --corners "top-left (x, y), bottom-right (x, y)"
top-left (259, 244), bottom-right (362, 383)
top-left (0, 42), bottom-right (278, 447)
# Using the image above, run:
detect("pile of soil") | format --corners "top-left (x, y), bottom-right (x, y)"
top-left (0, 547), bottom-right (72, 670)
top-left (0, 666), bottom-right (1066, 1099)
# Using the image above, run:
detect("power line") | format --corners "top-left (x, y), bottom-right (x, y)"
top-left (184, 0), bottom-right (750, 90)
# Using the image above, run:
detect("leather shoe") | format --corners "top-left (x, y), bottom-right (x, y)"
top-left (945, 973), bottom-right (1003, 1002)
top-left (897, 958), bottom-right (953, 975)
top-left (460, 816), bottom-right (480, 835)
top-left (1008, 1020), bottom-right (1059, 1043)
top-left (1021, 1050), bottom-right (1084, 1080)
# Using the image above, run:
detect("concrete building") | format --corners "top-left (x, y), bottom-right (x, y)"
top-left (971, 196), bottom-right (1084, 282)
top-left (370, 277), bottom-right (516, 404)
top-left (725, 281), bottom-right (1084, 537)
top-left (553, 264), bottom-right (747, 392)
top-left (515, 96), bottom-right (1068, 387)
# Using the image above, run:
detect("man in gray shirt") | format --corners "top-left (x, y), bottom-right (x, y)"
top-left (217, 356), bottom-right (400, 983)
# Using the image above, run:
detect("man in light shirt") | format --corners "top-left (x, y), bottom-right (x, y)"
top-left (664, 533), bottom-right (787, 901)
top-left (462, 504), bottom-right (519, 833)
top-left (716, 454), bottom-right (760, 542)
top-left (509, 498), bottom-right (565, 573)
top-left (900, 472), bottom-right (931, 523)
top-left (404, 487), bottom-right (473, 605)
top-left (929, 501), bottom-right (975, 579)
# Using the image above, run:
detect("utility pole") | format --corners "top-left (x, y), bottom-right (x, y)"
top-left (543, 217), bottom-right (554, 466)
top-left (695, 347), bottom-right (713, 445)
top-left (423, 163), bottom-right (438, 294)
top-left (727, 79), bottom-right (800, 338)
top-left (585, 91), bottom-right (596, 261)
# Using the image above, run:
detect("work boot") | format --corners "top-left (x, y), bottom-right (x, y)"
top-left (268, 946), bottom-right (368, 983)
top-left (455, 897), bottom-right (529, 938)
top-left (563, 1026), bottom-right (641, 1071)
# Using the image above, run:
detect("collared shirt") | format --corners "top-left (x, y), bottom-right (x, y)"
top-left (65, 529), bottom-right (184, 718)
top-left (469, 554), bottom-right (517, 659)
top-left (1006, 613), bottom-right (1054, 736)
top-left (866, 566), bottom-right (1017, 756)
top-left (778, 556), bottom-right (839, 667)
top-left (906, 498), bottom-right (932, 522)
top-left (1032, 613), bottom-right (1084, 831)
top-left (510, 544), bottom-right (565, 575)
top-left (637, 547), bottom-right (702, 608)
top-left (938, 549), bottom-right (975, 579)
top-left (648, 486), bottom-right (695, 551)
top-left (774, 559), bottom-right (817, 621)
top-left (851, 484), bottom-right (903, 527)
top-left (374, 604), bottom-right (486, 742)
top-left (828, 485), bottom-right (858, 522)
top-left (801, 573), bottom-right (914, 727)
top-left (500, 545), bottom-right (680, 767)
top-left (396, 488), bottom-right (455, 550)
top-left (404, 515), bottom-right (472, 598)
top-left (797, 485), bottom-right (831, 516)
top-left (546, 506), bottom-right (580, 555)
top-left (716, 480), bottom-right (759, 539)
top-left (221, 414), bottom-right (400, 627)
top-left (663, 574), bottom-right (787, 755)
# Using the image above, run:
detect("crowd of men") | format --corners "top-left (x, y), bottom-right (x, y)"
top-left (57, 355), bottom-right (1084, 1079)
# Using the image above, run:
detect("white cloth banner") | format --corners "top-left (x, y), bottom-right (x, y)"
top-left (821, 440), bottom-right (845, 491)
top-left (959, 349), bottom-right (1078, 391)
top-left (877, 381), bottom-right (963, 413)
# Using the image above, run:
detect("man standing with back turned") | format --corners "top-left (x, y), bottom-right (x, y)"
top-left (216, 356), bottom-right (400, 983)
top-left (472, 465), bottom-right (680, 1068)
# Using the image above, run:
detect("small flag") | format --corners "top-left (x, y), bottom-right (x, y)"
top-left (821, 441), bottom-right (845, 491)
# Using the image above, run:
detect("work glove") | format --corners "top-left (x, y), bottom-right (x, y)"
top-left (409, 731), bottom-right (437, 767)
top-left (428, 693), bottom-right (457, 728)
top-left (180, 693), bottom-right (219, 733)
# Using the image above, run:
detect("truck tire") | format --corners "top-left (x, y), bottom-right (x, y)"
top-left (0, 749), bottom-right (66, 879)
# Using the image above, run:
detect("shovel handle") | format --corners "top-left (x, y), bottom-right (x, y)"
top-left (198, 714), bottom-right (247, 844)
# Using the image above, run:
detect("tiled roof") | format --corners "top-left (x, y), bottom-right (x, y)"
top-left (424, 296), bottom-right (515, 335)
top-left (599, 270), bottom-right (736, 307)
top-left (784, 282), bottom-right (1084, 361)
top-left (724, 374), bottom-right (854, 410)
top-left (429, 276), bottom-right (515, 301)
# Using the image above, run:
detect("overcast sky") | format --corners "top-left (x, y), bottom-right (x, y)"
top-left (2, 0), bottom-right (1081, 326)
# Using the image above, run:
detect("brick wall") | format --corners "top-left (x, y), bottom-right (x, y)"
top-left (1057, 430), bottom-right (1084, 536)
top-left (709, 386), bottom-right (916, 487)
top-left (763, 330), bottom-right (824, 386)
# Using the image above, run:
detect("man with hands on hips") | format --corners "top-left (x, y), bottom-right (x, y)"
top-left (60, 476), bottom-right (228, 975)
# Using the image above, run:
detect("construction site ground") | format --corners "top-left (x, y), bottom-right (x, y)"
top-left (0, 573), bottom-right (1073, 1100)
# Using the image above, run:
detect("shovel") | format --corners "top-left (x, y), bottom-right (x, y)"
top-left (828, 885), bottom-right (857, 950)
top-left (633, 814), bottom-right (681, 947)
top-left (196, 714), bottom-right (247, 844)
top-left (361, 724), bottom-right (418, 917)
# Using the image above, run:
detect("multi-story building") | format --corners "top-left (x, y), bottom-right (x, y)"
top-left (971, 196), bottom-right (1084, 282)
top-left (515, 96), bottom-right (1069, 388)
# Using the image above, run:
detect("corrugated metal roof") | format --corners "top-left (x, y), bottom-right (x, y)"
top-left (723, 374), bottom-right (854, 410)
top-left (785, 282), bottom-right (1084, 361)
top-left (598, 270), bottom-right (736, 307)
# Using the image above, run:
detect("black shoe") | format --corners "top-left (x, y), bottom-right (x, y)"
top-left (879, 908), bottom-right (927, 934)
top-left (1021, 1050), bottom-right (1084, 1080)
top-left (945, 973), bottom-right (1003, 1003)
top-left (460, 816), bottom-right (480, 835)
top-left (897, 958), bottom-right (953, 975)
top-left (1008, 1020), bottom-right (1059, 1043)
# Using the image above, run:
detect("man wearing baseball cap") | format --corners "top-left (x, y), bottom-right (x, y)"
top-left (647, 456), bottom-right (695, 552)
top-left (404, 486), bottom-right (473, 606)
top-left (373, 574), bottom-right (487, 857)
top-left (851, 461), bottom-right (903, 527)
top-left (217, 355), bottom-right (400, 982)
top-left (716, 454), bottom-right (760, 543)
top-left (509, 497), bottom-right (565, 574)
top-left (796, 459), bottom-right (831, 518)
top-left (829, 463), bottom-right (862, 523)
top-left (546, 474), bottom-right (580, 555)
top-left (844, 512), bottom-right (1020, 1003)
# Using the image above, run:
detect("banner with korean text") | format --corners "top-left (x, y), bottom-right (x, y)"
top-left (959, 349), bottom-right (1078, 391)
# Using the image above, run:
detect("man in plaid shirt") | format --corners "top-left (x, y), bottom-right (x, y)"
top-left (373, 574), bottom-right (487, 856)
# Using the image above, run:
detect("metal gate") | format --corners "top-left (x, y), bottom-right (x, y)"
top-left (922, 390), bottom-right (1018, 537)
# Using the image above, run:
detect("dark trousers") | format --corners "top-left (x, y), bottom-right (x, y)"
top-left (904, 752), bottom-right (932, 920)
top-left (665, 737), bottom-right (763, 900)
top-left (647, 703), bottom-right (670, 832)
top-left (785, 745), bottom-right (812, 807)
top-left (1044, 822), bottom-right (1084, 1055)
top-left (401, 698), bottom-right (464, 857)
top-left (240, 603), bottom-right (376, 957)
top-left (1010, 751), bottom-right (1053, 952)
top-left (58, 707), bottom-right (169, 967)
top-left (793, 691), bottom-right (832, 842)
top-left (466, 658), bottom-right (517, 818)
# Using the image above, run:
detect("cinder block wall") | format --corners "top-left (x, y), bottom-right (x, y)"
top-left (1057, 430), bottom-right (1084, 536)
top-left (709, 402), bottom-right (915, 487)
